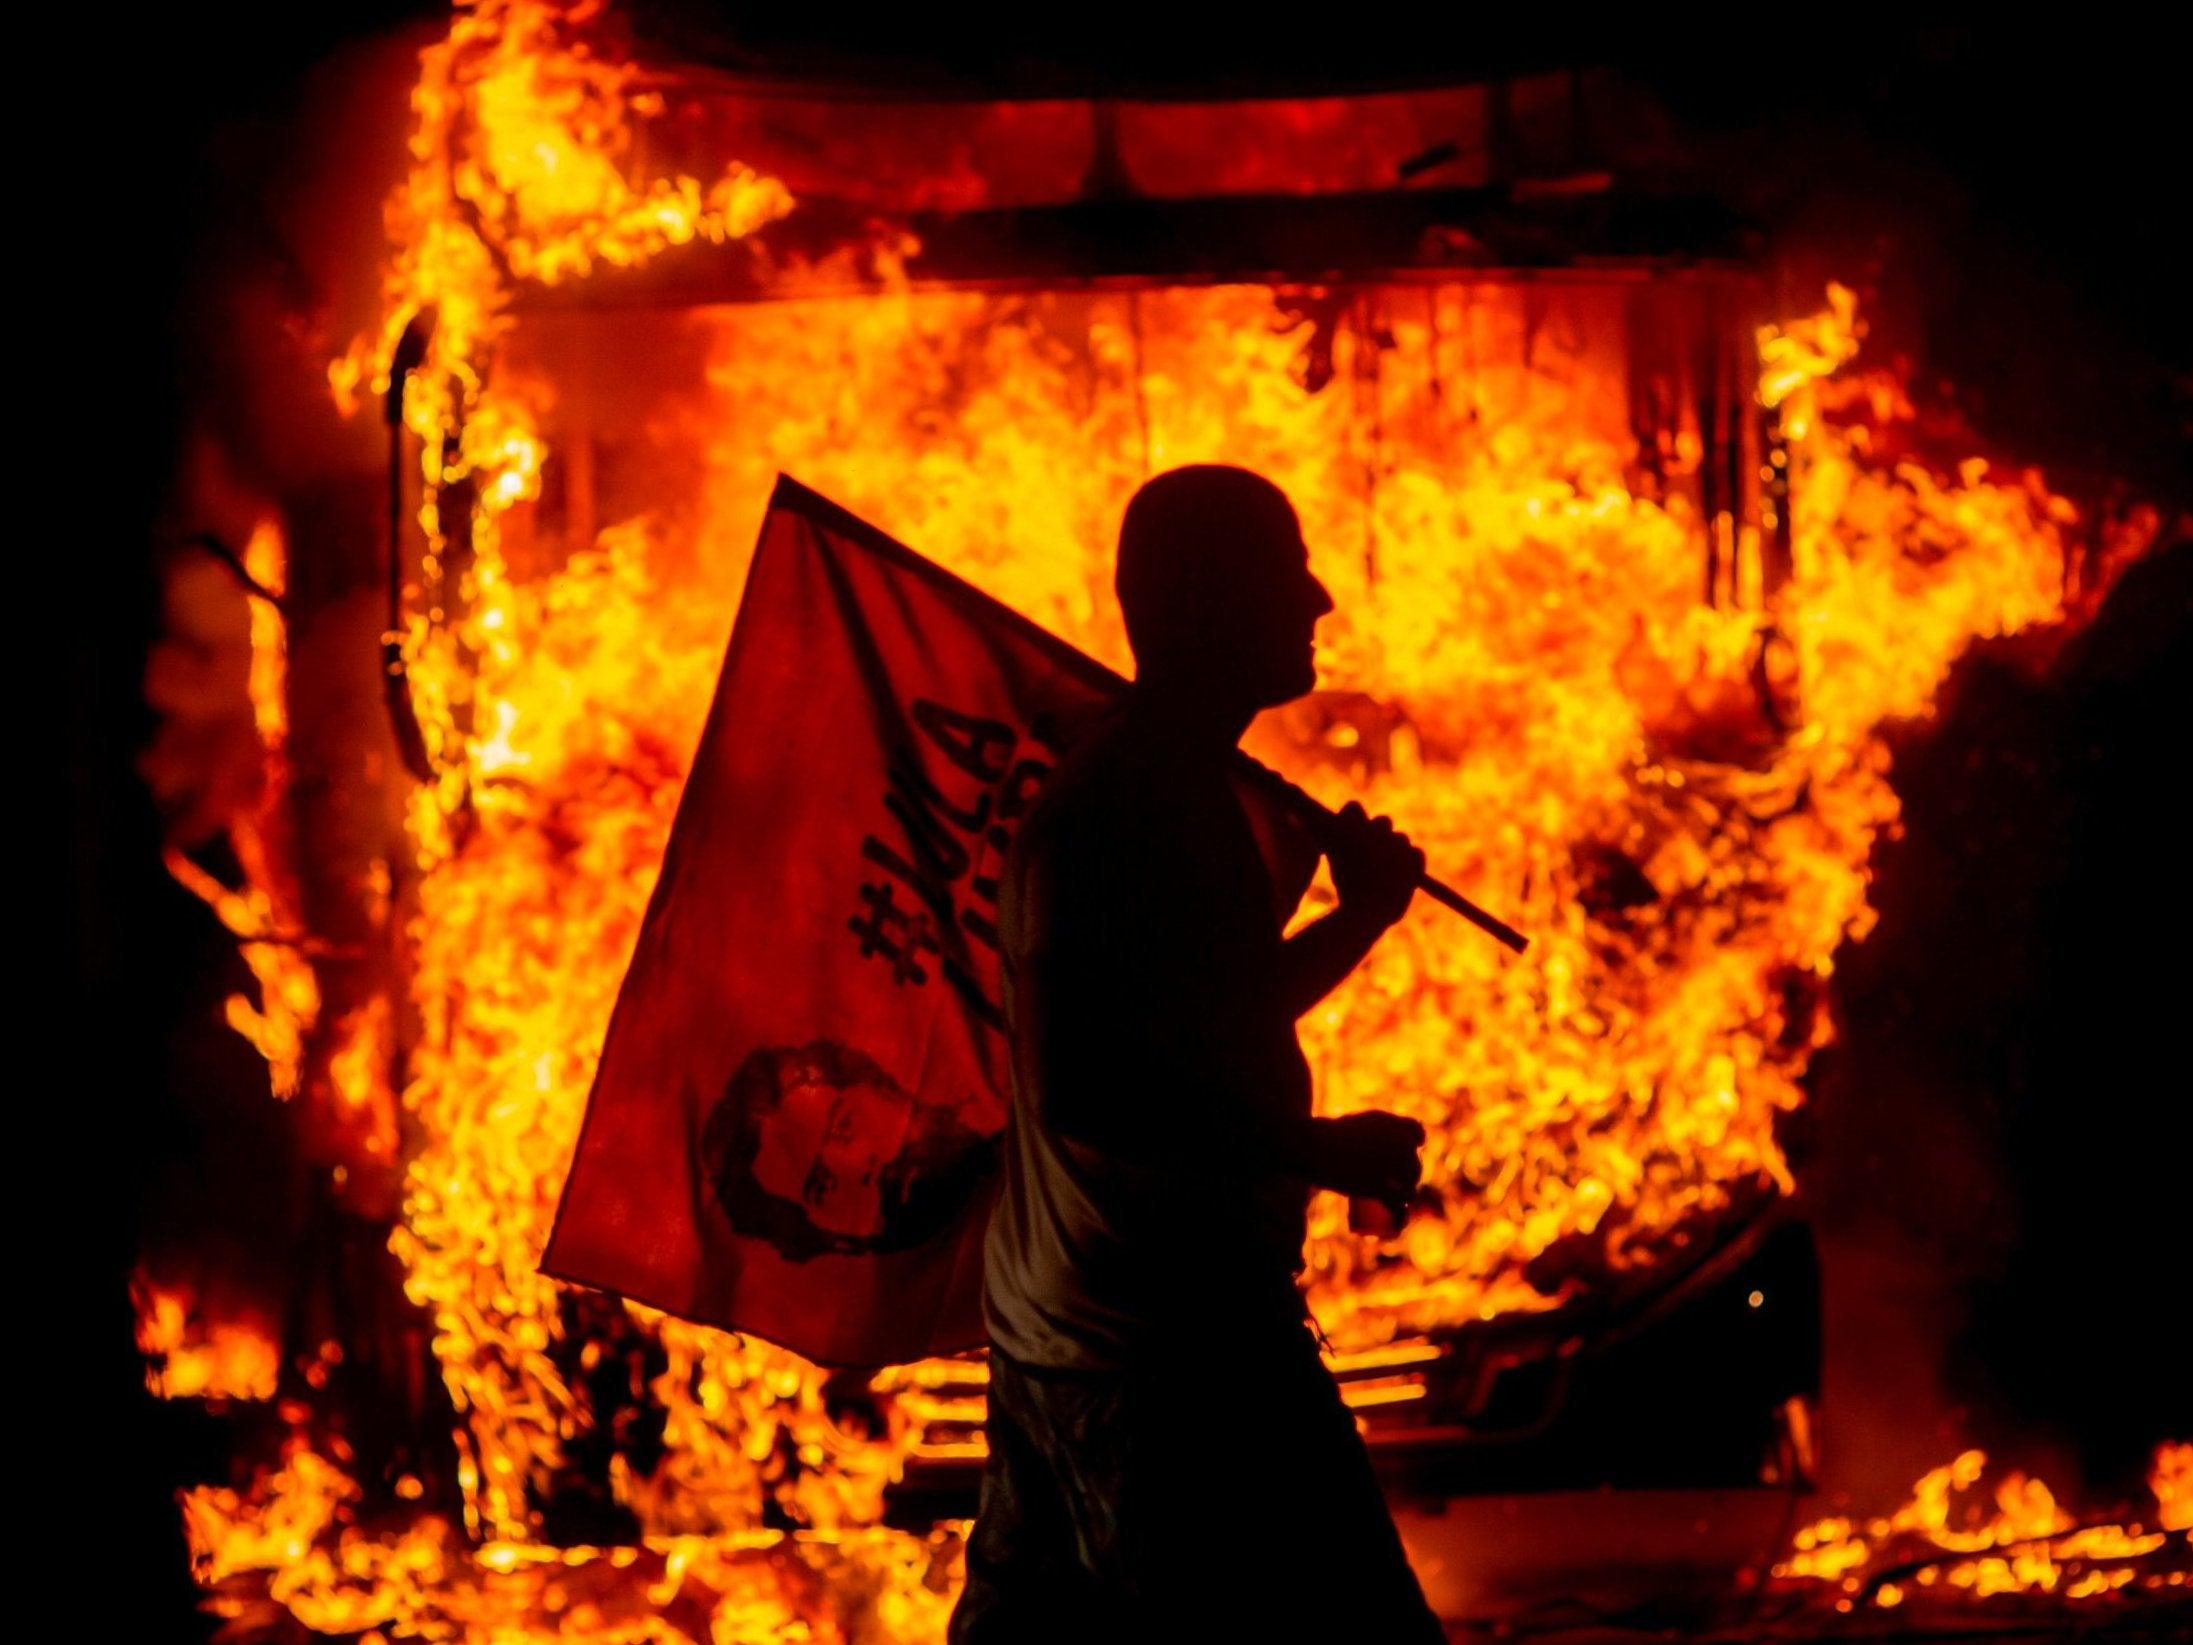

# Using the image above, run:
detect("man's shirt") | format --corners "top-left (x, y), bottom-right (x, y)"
top-left (982, 704), bottom-right (1314, 1368)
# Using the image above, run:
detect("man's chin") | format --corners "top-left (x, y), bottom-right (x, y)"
top-left (1250, 674), bottom-right (1317, 713)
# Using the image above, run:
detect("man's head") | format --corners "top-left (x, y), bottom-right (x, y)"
top-left (1115, 465), bottom-right (1332, 710)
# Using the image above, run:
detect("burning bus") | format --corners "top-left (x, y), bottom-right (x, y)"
top-left (124, 4), bottom-right (2187, 1638)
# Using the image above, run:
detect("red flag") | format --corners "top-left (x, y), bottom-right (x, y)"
top-left (543, 477), bottom-right (1133, 1365)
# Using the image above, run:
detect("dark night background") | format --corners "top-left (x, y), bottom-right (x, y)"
top-left (73, 10), bottom-right (2185, 1638)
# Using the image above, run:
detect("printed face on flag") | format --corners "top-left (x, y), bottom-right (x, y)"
top-left (543, 479), bottom-right (1122, 1366)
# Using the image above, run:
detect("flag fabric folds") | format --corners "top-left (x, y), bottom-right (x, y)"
top-left (543, 476), bottom-right (1145, 1365)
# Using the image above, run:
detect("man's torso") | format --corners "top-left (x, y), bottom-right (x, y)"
top-left (981, 705), bottom-right (1314, 1368)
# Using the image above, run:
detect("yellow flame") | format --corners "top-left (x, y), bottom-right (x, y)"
top-left (2155, 1442), bottom-right (2192, 1534)
top-left (1756, 280), bottom-right (1863, 425)
top-left (132, 1274), bottom-right (280, 1402)
top-left (329, 0), bottom-right (791, 456)
top-left (242, 518), bottom-right (288, 747)
top-left (162, 517), bottom-right (321, 1101)
top-left (1777, 1445), bottom-right (2185, 1604)
top-left (329, 996), bottom-right (401, 1165)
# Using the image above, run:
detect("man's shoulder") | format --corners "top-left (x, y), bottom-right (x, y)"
top-left (1023, 721), bottom-right (1245, 902)
top-left (1028, 712), bottom-right (1212, 837)
top-left (1014, 721), bottom-right (1126, 874)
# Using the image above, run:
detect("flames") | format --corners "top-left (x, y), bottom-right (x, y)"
top-left (160, 518), bottom-right (322, 1103)
top-left (148, 1), bottom-right (2183, 1638)
top-left (134, 1274), bottom-right (280, 1403)
top-left (185, 1436), bottom-right (961, 1642)
top-left (1775, 1445), bottom-right (2191, 1609)
top-left (2158, 1442), bottom-right (2193, 1535)
top-left (330, 0), bottom-right (792, 430)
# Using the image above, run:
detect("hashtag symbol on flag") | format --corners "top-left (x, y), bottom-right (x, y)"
top-left (849, 879), bottom-right (943, 985)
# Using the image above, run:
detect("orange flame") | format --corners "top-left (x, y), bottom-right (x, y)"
top-left (161, 517), bottom-right (320, 1100)
top-left (132, 1273), bottom-right (280, 1403)
top-left (1777, 1444), bottom-right (2189, 1607)
top-left (2155, 1442), bottom-right (2192, 1535)
top-left (329, 996), bottom-right (401, 1166)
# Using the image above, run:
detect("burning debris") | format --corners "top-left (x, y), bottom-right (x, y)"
top-left (1772, 1444), bottom-right (2191, 1613)
top-left (139, 2), bottom-right (2183, 1639)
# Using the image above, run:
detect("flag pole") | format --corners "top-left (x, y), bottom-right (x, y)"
top-left (1411, 870), bottom-right (1530, 953)
top-left (1233, 760), bottom-right (1531, 954)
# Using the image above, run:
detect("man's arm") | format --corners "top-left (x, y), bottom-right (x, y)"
top-left (1275, 802), bottom-right (1431, 1214)
top-left (1038, 1004), bottom-right (1424, 1211)
top-left (1026, 798), bottom-right (1428, 1209)
top-left (1278, 802), bottom-right (1425, 1019)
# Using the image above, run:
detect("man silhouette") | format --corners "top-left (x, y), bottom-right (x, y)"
top-left (951, 466), bottom-right (1444, 1642)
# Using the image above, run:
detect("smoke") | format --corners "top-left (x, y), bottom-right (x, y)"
top-left (1806, 535), bottom-right (2192, 1513)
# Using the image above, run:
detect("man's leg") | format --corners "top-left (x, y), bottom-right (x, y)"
top-left (1265, 1328), bottom-right (1446, 1642)
top-left (1137, 1315), bottom-right (1445, 1642)
top-left (950, 1352), bottom-right (1131, 1645)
